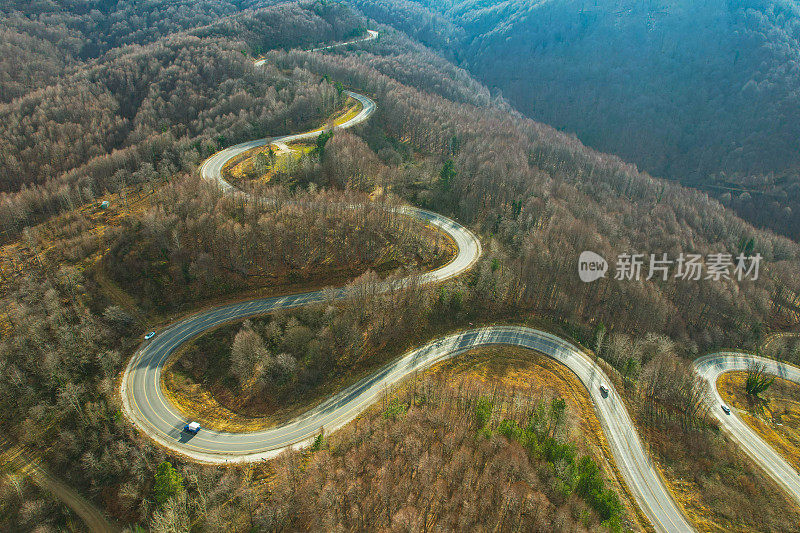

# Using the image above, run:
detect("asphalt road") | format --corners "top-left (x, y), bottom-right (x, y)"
top-left (121, 34), bottom-right (485, 466)
top-left (119, 204), bottom-right (483, 459)
top-left (120, 28), bottom-right (800, 533)
top-left (120, 29), bottom-right (696, 532)
top-left (123, 322), bottom-right (693, 531)
top-left (307, 29), bottom-right (379, 52)
top-left (695, 352), bottom-right (800, 506)
top-left (199, 89), bottom-right (375, 192)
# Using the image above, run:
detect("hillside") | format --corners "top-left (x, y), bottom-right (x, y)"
top-left (0, 0), bottom-right (241, 103)
top-left (2, 1), bottom-right (800, 531)
top-left (354, 0), bottom-right (800, 241)
top-left (0, 2), bottom-right (366, 234)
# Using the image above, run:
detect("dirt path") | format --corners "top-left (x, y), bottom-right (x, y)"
top-left (1, 442), bottom-right (119, 533)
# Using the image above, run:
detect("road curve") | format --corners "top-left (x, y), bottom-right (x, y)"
top-left (119, 29), bottom-right (700, 531)
top-left (199, 89), bottom-right (375, 193)
top-left (695, 353), bottom-right (800, 506)
top-left (121, 33), bottom-right (482, 462)
top-left (123, 324), bottom-right (692, 531)
top-left (119, 202), bottom-right (482, 462)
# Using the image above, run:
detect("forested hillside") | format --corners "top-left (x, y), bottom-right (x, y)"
top-left (0, 0), bottom-right (368, 103)
top-left (0, 2), bottom-right (366, 235)
top-left (0, 0), bottom-right (240, 102)
top-left (2, 1), bottom-right (800, 531)
top-left (354, 0), bottom-right (800, 241)
top-left (270, 29), bottom-right (799, 346)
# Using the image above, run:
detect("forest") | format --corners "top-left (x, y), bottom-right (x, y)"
top-left (270, 34), bottom-right (800, 348)
top-left (1, 0), bottom-right (800, 531)
top-left (166, 271), bottom-right (433, 428)
top-left (0, 0), bottom-right (364, 103)
top-left (105, 178), bottom-right (449, 311)
top-left (353, 0), bottom-right (800, 241)
top-left (0, 1), bottom-right (365, 233)
top-left (250, 375), bottom-right (625, 531)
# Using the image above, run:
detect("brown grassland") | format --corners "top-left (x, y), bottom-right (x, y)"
top-left (718, 371), bottom-right (800, 471)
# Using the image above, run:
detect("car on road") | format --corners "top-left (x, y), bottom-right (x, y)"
top-left (183, 422), bottom-right (201, 434)
top-left (721, 404), bottom-right (731, 415)
top-left (144, 331), bottom-right (155, 340)
top-left (599, 384), bottom-right (609, 397)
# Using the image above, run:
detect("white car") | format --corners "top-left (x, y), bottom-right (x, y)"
top-left (599, 384), bottom-right (609, 397)
top-left (144, 331), bottom-right (156, 340)
top-left (183, 422), bottom-right (201, 434)
top-left (721, 404), bottom-right (731, 415)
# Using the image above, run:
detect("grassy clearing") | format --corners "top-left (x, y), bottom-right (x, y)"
top-left (718, 371), bottom-right (800, 471)
top-left (162, 343), bottom-right (413, 433)
top-left (313, 96), bottom-right (363, 130)
top-left (221, 96), bottom-right (362, 187)
top-left (162, 369), bottom-right (269, 432)
top-left (224, 143), bottom-right (315, 186)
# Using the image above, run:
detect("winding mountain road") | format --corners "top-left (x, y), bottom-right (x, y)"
top-left (199, 89), bottom-right (376, 193)
top-left (120, 29), bottom-right (800, 533)
top-left (695, 353), bottom-right (800, 506)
